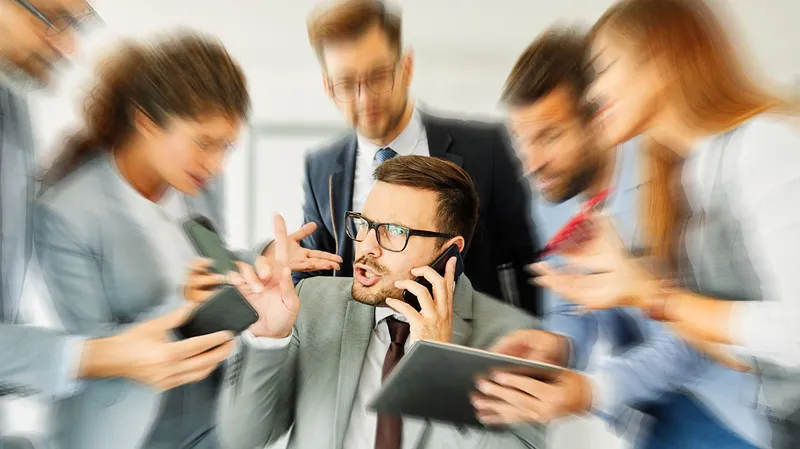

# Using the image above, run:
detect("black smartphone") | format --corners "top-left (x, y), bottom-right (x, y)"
top-left (401, 244), bottom-right (465, 312)
top-left (175, 284), bottom-right (259, 339)
top-left (183, 215), bottom-right (239, 275)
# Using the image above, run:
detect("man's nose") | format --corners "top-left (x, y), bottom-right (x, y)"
top-left (360, 229), bottom-right (382, 256)
top-left (523, 147), bottom-right (548, 176)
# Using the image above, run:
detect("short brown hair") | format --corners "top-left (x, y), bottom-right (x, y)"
top-left (501, 27), bottom-right (592, 119)
top-left (374, 156), bottom-right (479, 252)
top-left (307, 0), bottom-right (402, 65)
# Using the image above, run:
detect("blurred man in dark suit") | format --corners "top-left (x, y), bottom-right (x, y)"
top-left (297, 0), bottom-right (541, 314)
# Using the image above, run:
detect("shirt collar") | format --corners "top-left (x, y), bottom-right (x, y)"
top-left (357, 107), bottom-right (424, 160)
top-left (374, 306), bottom-right (407, 328)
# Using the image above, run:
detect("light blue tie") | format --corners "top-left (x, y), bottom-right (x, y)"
top-left (374, 147), bottom-right (397, 164)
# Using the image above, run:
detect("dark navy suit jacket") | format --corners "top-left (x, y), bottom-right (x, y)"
top-left (293, 112), bottom-right (541, 315)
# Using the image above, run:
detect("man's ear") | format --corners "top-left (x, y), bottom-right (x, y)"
top-left (400, 48), bottom-right (415, 87)
top-left (444, 236), bottom-right (466, 254)
top-left (322, 74), bottom-right (332, 98)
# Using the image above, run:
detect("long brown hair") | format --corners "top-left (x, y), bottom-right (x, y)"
top-left (592, 0), bottom-right (791, 263)
top-left (42, 31), bottom-right (250, 186)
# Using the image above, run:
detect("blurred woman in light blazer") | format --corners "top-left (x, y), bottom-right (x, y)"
top-left (34, 31), bottom-right (340, 449)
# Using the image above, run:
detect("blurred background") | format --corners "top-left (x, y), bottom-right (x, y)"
top-left (7, 0), bottom-right (800, 447)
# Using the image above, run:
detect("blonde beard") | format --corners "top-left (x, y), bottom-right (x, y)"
top-left (0, 59), bottom-right (49, 94)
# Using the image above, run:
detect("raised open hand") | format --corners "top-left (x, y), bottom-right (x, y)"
top-left (264, 221), bottom-right (343, 272)
top-left (232, 215), bottom-right (301, 339)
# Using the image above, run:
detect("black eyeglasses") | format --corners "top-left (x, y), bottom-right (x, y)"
top-left (16, 0), bottom-right (103, 36)
top-left (345, 212), bottom-right (452, 252)
top-left (328, 62), bottom-right (399, 102)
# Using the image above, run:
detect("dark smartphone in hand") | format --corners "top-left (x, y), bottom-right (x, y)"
top-left (182, 215), bottom-right (239, 275)
top-left (176, 284), bottom-right (259, 339)
top-left (401, 244), bottom-right (465, 312)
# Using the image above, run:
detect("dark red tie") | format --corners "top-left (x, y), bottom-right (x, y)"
top-left (375, 317), bottom-right (410, 449)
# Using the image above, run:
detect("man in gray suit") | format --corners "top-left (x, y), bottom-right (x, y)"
top-left (0, 1), bottom-right (238, 442)
top-left (218, 155), bottom-right (544, 449)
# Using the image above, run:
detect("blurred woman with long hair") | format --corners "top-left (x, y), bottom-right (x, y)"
top-left (34, 32), bottom-right (339, 449)
top-left (527, 0), bottom-right (800, 447)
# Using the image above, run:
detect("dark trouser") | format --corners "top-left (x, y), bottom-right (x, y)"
top-left (638, 392), bottom-right (759, 449)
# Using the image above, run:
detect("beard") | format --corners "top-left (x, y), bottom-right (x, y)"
top-left (535, 147), bottom-right (604, 204)
top-left (0, 63), bottom-right (46, 94)
top-left (351, 255), bottom-right (403, 307)
top-left (0, 55), bottom-right (58, 94)
top-left (356, 97), bottom-right (408, 141)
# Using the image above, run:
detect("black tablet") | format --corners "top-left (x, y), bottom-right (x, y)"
top-left (367, 340), bottom-right (562, 428)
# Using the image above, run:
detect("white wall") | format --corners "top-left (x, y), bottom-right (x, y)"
top-left (9, 0), bottom-right (800, 446)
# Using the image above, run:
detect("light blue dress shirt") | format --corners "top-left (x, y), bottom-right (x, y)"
top-left (531, 140), bottom-right (756, 442)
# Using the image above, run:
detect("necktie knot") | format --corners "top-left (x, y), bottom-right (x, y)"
top-left (374, 147), bottom-right (397, 164)
top-left (385, 317), bottom-right (410, 346)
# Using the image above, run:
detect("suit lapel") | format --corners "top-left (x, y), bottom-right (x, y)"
top-left (422, 114), bottom-right (463, 168)
top-left (333, 299), bottom-right (374, 449)
top-left (329, 137), bottom-right (358, 269)
top-left (450, 275), bottom-right (474, 345)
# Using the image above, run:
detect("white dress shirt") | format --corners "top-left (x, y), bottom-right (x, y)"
top-left (111, 160), bottom-right (197, 288)
top-left (243, 307), bottom-right (410, 449)
top-left (352, 108), bottom-right (429, 213)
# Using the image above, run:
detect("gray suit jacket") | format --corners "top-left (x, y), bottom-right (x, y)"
top-left (33, 154), bottom-right (257, 449)
top-left (0, 87), bottom-right (85, 426)
top-left (218, 276), bottom-right (545, 449)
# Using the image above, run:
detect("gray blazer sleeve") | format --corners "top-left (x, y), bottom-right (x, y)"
top-left (0, 325), bottom-right (79, 399)
top-left (34, 200), bottom-right (180, 338)
top-left (217, 327), bottom-right (299, 449)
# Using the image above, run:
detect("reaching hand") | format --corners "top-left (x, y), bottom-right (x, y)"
top-left (264, 221), bottom-right (343, 272)
top-left (385, 257), bottom-right (457, 346)
top-left (489, 329), bottom-right (570, 367)
top-left (472, 369), bottom-right (592, 425)
top-left (82, 305), bottom-right (235, 391)
top-left (233, 215), bottom-right (301, 339)
top-left (532, 214), bottom-right (657, 310)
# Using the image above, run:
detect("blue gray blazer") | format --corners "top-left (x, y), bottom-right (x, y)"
top-left (33, 154), bottom-right (259, 449)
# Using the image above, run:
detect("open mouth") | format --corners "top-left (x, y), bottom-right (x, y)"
top-left (354, 263), bottom-right (382, 287)
top-left (596, 102), bottom-right (617, 123)
top-left (536, 175), bottom-right (558, 191)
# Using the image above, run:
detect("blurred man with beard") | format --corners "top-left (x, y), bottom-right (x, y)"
top-left (470, 27), bottom-right (704, 445)
top-left (218, 155), bottom-right (545, 449)
top-left (295, 0), bottom-right (540, 315)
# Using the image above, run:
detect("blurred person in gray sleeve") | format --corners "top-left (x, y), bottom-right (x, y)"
top-left (0, 2), bottom-right (260, 447)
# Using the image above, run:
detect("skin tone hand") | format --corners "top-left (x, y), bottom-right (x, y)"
top-left (533, 214), bottom-right (658, 310)
top-left (489, 329), bottom-right (571, 367)
top-left (79, 305), bottom-right (235, 391)
top-left (262, 221), bottom-right (343, 272)
top-left (232, 215), bottom-right (300, 339)
top-left (472, 369), bottom-right (593, 425)
top-left (385, 257), bottom-right (457, 345)
top-left (183, 258), bottom-right (227, 303)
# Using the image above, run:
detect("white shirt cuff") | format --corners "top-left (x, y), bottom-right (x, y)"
top-left (241, 329), bottom-right (293, 349)
top-left (588, 370), bottom-right (613, 416)
top-left (56, 336), bottom-right (87, 398)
